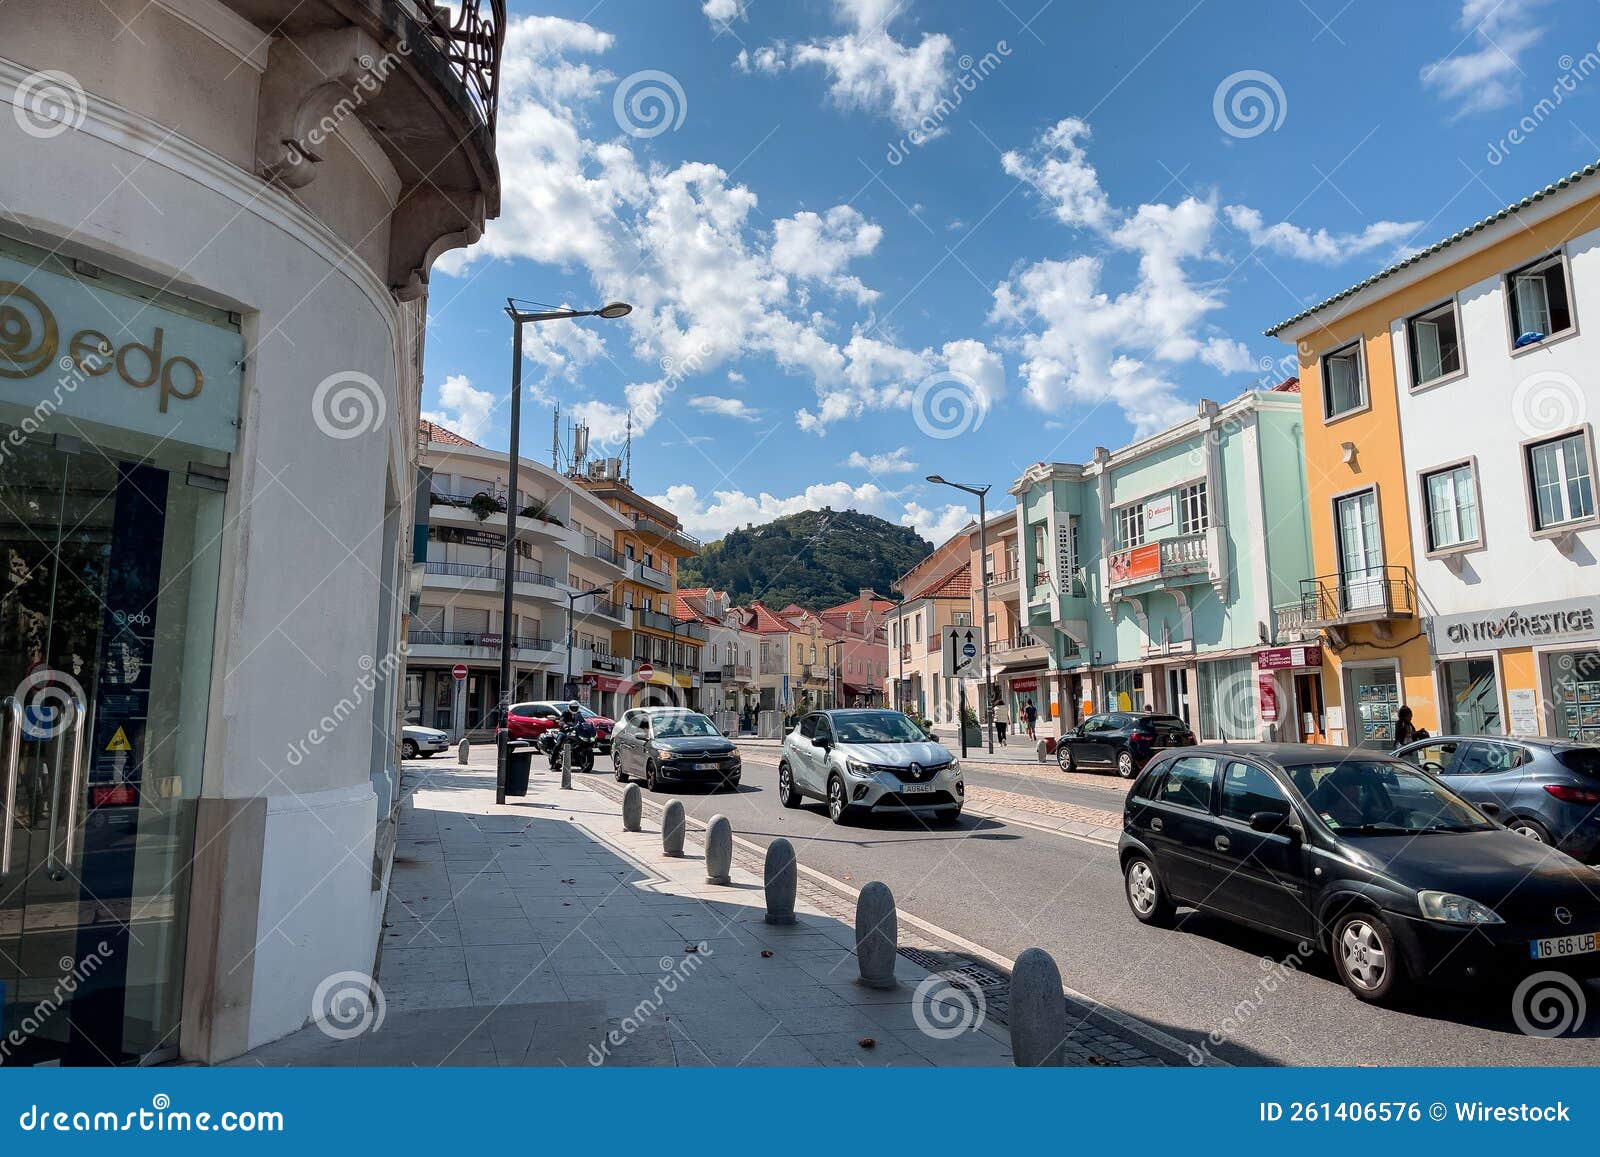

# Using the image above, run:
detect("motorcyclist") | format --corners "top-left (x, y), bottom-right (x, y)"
top-left (551, 702), bottom-right (596, 772)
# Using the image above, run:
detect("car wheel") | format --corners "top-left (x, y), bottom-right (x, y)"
top-left (1331, 912), bottom-right (1407, 1004)
top-left (777, 761), bottom-right (802, 808)
top-left (1115, 750), bottom-right (1136, 779)
top-left (614, 755), bottom-right (628, 783)
top-left (827, 775), bottom-right (851, 824)
top-left (645, 761), bottom-right (661, 792)
top-left (1056, 744), bottom-right (1074, 772)
top-left (401, 739), bottom-right (418, 760)
top-left (1509, 817), bottom-right (1552, 844)
top-left (1123, 855), bottom-right (1174, 926)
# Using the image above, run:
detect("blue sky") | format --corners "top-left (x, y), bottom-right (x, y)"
top-left (423, 0), bottom-right (1600, 543)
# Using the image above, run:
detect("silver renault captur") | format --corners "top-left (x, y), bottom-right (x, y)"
top-left (778, 708), bottom-right (963, 825)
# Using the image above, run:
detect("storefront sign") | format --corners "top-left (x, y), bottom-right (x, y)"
top-left (1257, 644), bottom-right (1322, 671)
top-left (1258, 672), bottom-right (1278, 722)
top-left (1428, 596), bottom-right (1600, 657)
top-left (1010, 676), bottom-right (1038, 693)
top-left (1144, 494), bottom-right (1174, 529)
top-left (0, 252), bottom-right (243, 453)
top-left (703, 669), bottom-right (722, 683)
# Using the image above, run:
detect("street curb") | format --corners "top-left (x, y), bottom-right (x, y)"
top-left (582, 775), bottom-right (1214, 1067)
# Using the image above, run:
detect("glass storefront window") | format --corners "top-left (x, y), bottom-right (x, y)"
top-left (1440, 658), bottom-right (1500, 735)
top-left (1196, 657), bottom-right (1255, 741)
top-left (1103, 670), bottom-right (1146, 713)
top-left (1543, 649), bottom-right (1600, 742)
top-left (1346, 665), bottom-right (1400, 749)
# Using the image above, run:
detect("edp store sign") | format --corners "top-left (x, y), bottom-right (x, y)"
top-left (0, 251), bottom-right (243, 453)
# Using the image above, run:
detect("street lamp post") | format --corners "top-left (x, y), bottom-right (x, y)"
top-left (564, 586), bottom-right (609, 701)
top-left (496, 298), bottom-right (631, 806)
top-left (822, 640), bottom-right (842, 708)
top-left (927, 475), bottom-right (995, 754)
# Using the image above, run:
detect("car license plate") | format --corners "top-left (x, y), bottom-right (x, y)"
top-left (693, 762), bottom-right (720, 770)
top-left (1530, 931), bottom-right (1600, 960)
top-left (901, 782), bottom-right (935, 794)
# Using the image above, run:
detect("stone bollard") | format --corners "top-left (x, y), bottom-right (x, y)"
top-left (662, 799), bottom-right (685, 856)
top-left (854, 881), bottom-right (898, 989)
top-left (704, 815), bottom-right (732, 884)
top-left (457, 738), bottom-right (470, 765)
top-left (560, 740), bottom-right (573, 790)
top-left (1009, 947), bottom-right (1069, 1067)
top-left (1036, 738), bottom-right (1048, 764)
top-left (621, 784), bottom-right (642, 831)
top-left (763, 838), bottom-right (797, 925)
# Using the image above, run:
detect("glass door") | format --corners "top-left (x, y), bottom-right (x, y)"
top-left (0, 422), bottom-right (222, 1065)
top-left (1335, 490), bottom-right (1385, 611)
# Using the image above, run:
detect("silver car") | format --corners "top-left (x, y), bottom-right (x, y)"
top-left (778, 708), bottom-right (963, 825)
top-left (401, 724), bottom-right (450, 759)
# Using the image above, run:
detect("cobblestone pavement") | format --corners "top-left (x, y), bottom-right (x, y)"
top-left (586, 775), bottom-right (1178, 1066)
top-left (963, 784), bottom-right (1123, 834)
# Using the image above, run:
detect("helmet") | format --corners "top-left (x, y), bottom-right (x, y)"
top-left (568, 701), bottom-right (582, 712)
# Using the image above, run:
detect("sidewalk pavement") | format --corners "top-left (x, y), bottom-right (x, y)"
top-left (233, 749), bottom-right (1020, 1067)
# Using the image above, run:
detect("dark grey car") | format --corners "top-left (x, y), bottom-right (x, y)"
top-left (1393, 736), bottom-right (1600, 863)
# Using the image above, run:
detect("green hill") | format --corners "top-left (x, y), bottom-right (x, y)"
top-left (680, 509), bottom-right (933, 610)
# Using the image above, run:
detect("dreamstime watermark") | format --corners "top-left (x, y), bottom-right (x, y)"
top-left (12, 70), bottom-right (87, 140)
top-left (1212, 69), bottom-right (1287, 139)
top-left (311, 369), bottom-right (387, 439)
top-left (911, 972), bottom-right (987, 1039)
top-left (1187, 941), bottom-right (1312, 1065)
top-left (285, 651), bottom-right (404, 767)
top-left (0, 348), bottom-right (105, 469)
top-left (613, 70), bottom-right (688, 138)
top-left (17, 1094), bottom-right (284, 1133)
top-left (885, 41), bottom-right (1012, 165)
top-left (15, 667), bottom-right (87, 741)
top-left (311, 970), bottom-right (387, 1040)
top-left (1486, 44), bottom-right (1600, 165)
top-left (0, 943), bottom-right (114, 1061)
top-left (278, 47), bottom-right (408, 172)
top-left (593, 341), bottom-right (715, 457)
top-left (1510, 970), bottom-right (1588, 1037)
top-left (912, 370), bottom-right (986, 440)
top-left (586, 943), bottom-right (711, 1065)
top-left (1510, 369), bottom-right (1586, 438)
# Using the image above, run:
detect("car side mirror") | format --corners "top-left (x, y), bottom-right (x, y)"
top-left (1249, 808), bottom-right (1292, 835)
top-left (1480, 802), bottom-right (1501, 820)
top-left (638, 720), bottom-right (651, 734)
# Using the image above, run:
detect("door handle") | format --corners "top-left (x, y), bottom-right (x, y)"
top-left (1150, 817), bottom-right (1164, 832)
top-left (0, 696), bottom-right (21, 877)
top-left (46, 695), bottom-right (86, 881)
top-left (1214, 834), bottom-right (1231, 852)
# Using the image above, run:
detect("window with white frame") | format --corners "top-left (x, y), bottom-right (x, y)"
top-left (1178, 482), bottom-right (1209, 534)
top-left (1526, 430), bottom-right (1596, 530)
top-left (1507, 253), bottom-right (1573, 346)
top-left (1421, 462), bottom-right (1481, 551)
top-left (1406, 300), bottom-right (1462, 386)
top-left (1321, 342), bottom-right (1365, 419)
top-left (1115, 504), bottom-right (1145, 548)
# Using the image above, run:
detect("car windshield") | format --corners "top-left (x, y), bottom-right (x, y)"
top-left (833, 711), bottom-right (927, 744)
top-left (1138, 715), bottom-right (1189, 731)
top-left (1286, 759), bottom-right (1491, 834)
top-left (651, 712), bottom-right (719, 738)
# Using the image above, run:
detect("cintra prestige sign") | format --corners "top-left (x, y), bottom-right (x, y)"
top-left (1428, 596), bottom-right (1600, 657)
top-left (0, 252), bottom-right (243, 453)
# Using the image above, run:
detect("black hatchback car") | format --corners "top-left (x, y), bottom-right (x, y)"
top-left (1119, 743), bottom-right (1600, 1003)
top-left (1057, 711), bottom-right (1195, 777)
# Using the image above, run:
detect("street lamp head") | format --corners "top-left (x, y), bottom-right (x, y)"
top-left (925, 474), bottom-right (946, 485)
top-left (597, 301), bottom-right (633, 319)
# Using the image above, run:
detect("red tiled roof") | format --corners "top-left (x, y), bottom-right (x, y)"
top-left (920, 564), bottom-right (971, 600)
top-left (1271, 376), bottom-right (1300, 393)
top-left (743, 601), bottom-right (795, 634)
top-left (418, 419), bottom-right (482, 448)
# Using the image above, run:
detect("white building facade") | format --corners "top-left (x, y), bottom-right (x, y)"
top-left (0, 0), bottom-right (501, 1064)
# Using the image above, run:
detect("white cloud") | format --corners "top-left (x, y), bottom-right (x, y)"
top-left (689, 395), bottom-right (763, 421)
top-left (1002, 117), bottom-right (1113, 231)
top-left (702, 0), bottom-right (742, 27)
top-left (844, 446), bottom-right (916, 473)
top-left (422, 373), bottom-right (496, 441)
top-left (648, 480), bottom-right (974, 544)
top-left (748, 0), bottom-right (952, 134)
top-left (1224, 205), bottom-right (1421, 263)
top-left (770, 205), bottom-right (884, 304)
top-left (1422, 0), bottom-right (1548, 116)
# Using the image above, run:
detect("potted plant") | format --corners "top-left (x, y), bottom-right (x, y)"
top-left (469, 491), bottom-right (501, 521)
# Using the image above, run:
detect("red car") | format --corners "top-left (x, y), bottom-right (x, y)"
top-left (504, 701), bottom-right (614, 753)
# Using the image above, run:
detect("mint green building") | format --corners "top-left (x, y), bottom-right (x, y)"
top-left (1007, 388), bottom-right (1316, 741)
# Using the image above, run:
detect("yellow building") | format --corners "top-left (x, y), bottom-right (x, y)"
top-left (1269, 161), bottom-right (1600, 745)
top-left (572, 461), bottom-right (706, 707)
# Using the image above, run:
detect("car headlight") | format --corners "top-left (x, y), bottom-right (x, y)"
top-left (845, 758), bottom-right (876, 778)
top-left (1417, 890), bottom-right (1504, 925)
top-left (652, 744), bottom-right (674, 759)
top-left (947, 759), bottom-right (961, 776)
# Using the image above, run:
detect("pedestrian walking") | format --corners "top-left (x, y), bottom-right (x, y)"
top-left (1023, 698), bottom-right (1038, 740)
top-left (1393, 704), bottom-right (1428, 745)
top-left (993, 699), bottom-right (1010, 746)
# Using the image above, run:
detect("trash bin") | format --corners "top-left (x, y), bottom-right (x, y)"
top-left (505, 746), bottom-right (533, 797)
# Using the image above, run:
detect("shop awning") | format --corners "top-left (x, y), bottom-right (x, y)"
top-left (584, 674), bottom-right (626, 692)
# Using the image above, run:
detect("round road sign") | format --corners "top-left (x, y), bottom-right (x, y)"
top-left (451, 663), bottom-right (468, 680)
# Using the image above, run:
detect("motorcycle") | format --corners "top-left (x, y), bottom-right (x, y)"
top-left (541, 717), bottom-right (596, 773)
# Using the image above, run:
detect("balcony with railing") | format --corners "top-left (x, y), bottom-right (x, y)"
top-left (722, 663), bottom-right (754, 682)
top-left (988, 631), bottom-right (1046, 665)
top-left (407, 628), bottom-right (556, 653)
top-left (633, 513), bottom-right (701, 553)
top-left (632, 607), bottom-right (709, 640)
top-left (1299, 567), bottom-right (1415, 628)
top-left (1273, 601), bottom-right (1319, 643)
top-left (988, 567), bottom-right (1019, 596)
top-left (1107, 532), bottom-right (1211, 591)
top-left (635, 561), bottom-right (671, 590)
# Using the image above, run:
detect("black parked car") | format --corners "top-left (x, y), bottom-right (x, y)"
top-left (611, 707), bottom-right (742, 792)
top-left (1392, 735), bottom-right (1600, 862)
top-left (1057, 711), bottom-right (1195, 777)
top-left (1119, 743), bottom-right (1600, 1003)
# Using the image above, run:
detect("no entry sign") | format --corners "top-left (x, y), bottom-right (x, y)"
top-left (451, 663), bottom-right (468, 680)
